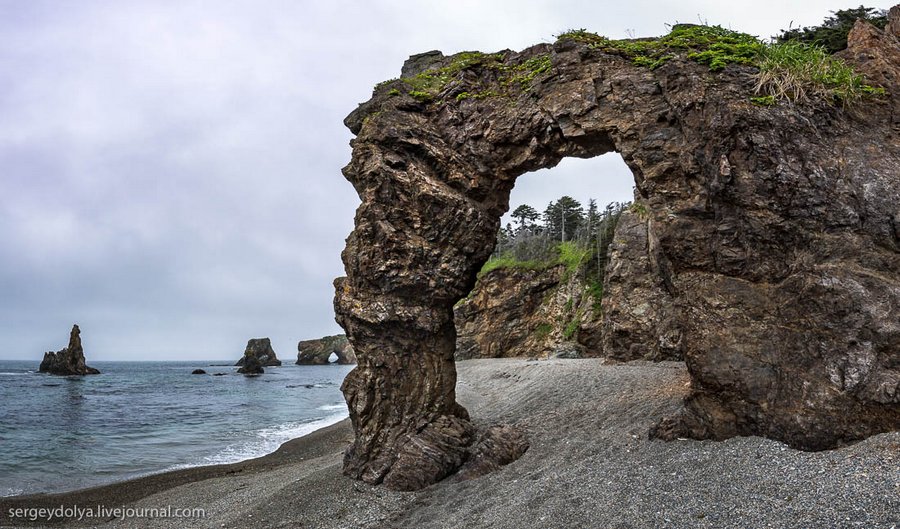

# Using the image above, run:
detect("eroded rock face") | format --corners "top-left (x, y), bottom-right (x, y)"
top-left (454, 265), bottom-right (567, 360)
top-left (336, 15), bottom-right (900, 489)
top-left (598, 209), bottom-right (682, 361)
top-left (296, 334), bottom-right (356, 365)
top-left (39, 325), bottom-right (100, 376)
top-left (236, 338), bottom-right (281, 369)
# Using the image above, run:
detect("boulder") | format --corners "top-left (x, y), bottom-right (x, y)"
top-left (38, 325), bottom-right (100, 376)
top-left (191, 369), bottom-right (207, 375)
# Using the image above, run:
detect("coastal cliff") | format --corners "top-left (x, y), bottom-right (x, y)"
top-left (38, 325), bottom-right (100, 376)
top-left (336, 11), bottom-right (900, 489)
top-left (297, 334), bottom-right (356, 365)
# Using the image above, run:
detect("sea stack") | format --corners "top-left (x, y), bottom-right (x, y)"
top-left (39, 325), bottom-right (100, 376)
top-left (236, 338), bottom-right (279, 374)
top-left (297, 334), bottom-right (356, 365)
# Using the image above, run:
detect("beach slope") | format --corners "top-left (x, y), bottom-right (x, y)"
top-left (1, 358), bottom-right (897, 528)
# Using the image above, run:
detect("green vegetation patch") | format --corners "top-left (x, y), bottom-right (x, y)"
top-left (563, 308), bottom-right (583, 340)
top-left (534, 323), bottom-right (553, 340)
top-left (775, 6), bottom-right (887, 54)
top-left (375, 50), bottom-right (554, 104)
top-left (557, 24), bottom-right (762, 71)
top-left (478, 254), bottom-right (545, 277)
top-left (400, 51), bottom-right (504, 102)
top-left (556, 241), bottom-right (589, 274)
top-left (755, 40), bottom-right (886, 106)
top-left (500, 54), bottom-right (553, 90)
top-left (750, 95), bottom-right (776, 106)
top-left (479, 241), bottom-right (590, 278)
top-left (587, 280), bottom-right (604, 317)
top-left (557, 22), bottom-right (885, 106)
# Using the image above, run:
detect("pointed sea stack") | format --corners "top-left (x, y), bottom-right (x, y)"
top-left (39, 325), bottom-right (100, 376)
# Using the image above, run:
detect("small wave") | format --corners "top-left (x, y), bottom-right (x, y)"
top-left (1, 487), bottom-right (24, 498)
top-left (198, 412), bottom-right (348, 466)
top-left (0, 372), bottom-right (29, 376)
top-left (317, 404), bottom-right (346, 411)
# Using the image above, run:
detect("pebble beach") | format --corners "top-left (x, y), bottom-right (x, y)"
top-left (2, 358), bottom-right (897, 529)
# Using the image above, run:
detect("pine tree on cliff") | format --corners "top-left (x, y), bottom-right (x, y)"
top-left (510, 204), bottom-right (539, 234)
top-left (776, 5), bottom-right (888, 53)
top-left (543, 196), bottom-right (584, 242)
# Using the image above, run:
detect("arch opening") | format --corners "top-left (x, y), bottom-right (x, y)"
top-left (454, 153), bottom-right (663, 362)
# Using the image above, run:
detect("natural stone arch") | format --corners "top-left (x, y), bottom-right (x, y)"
top-left (335, 18), bottom-right (900, 490)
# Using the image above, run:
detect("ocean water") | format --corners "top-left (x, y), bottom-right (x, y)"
top-left (0, 360), bottom-right (353, 497)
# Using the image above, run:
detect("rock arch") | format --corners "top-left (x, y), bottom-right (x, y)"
top-left (335, 16), bottom-right (900, 490)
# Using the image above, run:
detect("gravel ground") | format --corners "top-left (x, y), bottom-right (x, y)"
top-left (2, 358), bottom-right (897, 529)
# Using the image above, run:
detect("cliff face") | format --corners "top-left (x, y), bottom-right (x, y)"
top-left (39, 325), bottom-right (100, 376)
top-left (335, 13), bottom-right (900, 490)
top-left (297, 334), bottom-right (356, 365)
top-left (455, 207), bottom-right (683, 362)
top-left (454, 265), bottom-right (572, 360)
top-left (597, 209), bottom-right (682, 361)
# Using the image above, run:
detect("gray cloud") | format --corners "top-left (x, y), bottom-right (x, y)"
top-left (1, 0), bottom-right (890, 360)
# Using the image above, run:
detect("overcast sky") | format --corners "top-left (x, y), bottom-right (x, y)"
top-left (1, 1), bottom-right (891, 361)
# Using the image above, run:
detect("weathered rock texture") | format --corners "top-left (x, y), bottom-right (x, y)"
top-left (336, 13), bottom-right (900, 489)
top-left (297, 334), bottom-right (357, 365)
top-left (235, 338), bottom-right (281, 369)
top-left (39, 325), bottom-right (100, 376)
top-left (598, 209), bottom-right (682, 361)
top-left (454, 265), bottom-right (574, 359)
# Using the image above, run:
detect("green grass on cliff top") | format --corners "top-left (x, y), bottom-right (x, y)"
top-left (555, 24), bottom-right (885, 106)
top-left (375, 24), bottom-right (885, 109)
top-left (478, 241), bottom-right (589, 278)
top-left (386, 51), bottom-right (553, 103)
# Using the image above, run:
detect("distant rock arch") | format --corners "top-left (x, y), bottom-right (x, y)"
top-left (335, 14), bottom-right (900, 490)
top-left (296, 335), bottom-right (356, 365)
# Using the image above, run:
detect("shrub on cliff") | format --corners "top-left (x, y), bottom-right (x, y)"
top-left (775, 6), bottom-right (888, 54)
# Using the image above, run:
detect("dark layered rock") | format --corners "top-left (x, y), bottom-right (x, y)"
top-left (237, 355), bottom-right (264, 375)
top-left (335, 13), bottom-right (900, 490)
top-left (39, 325), bottom-right (100, 376)
top-left (235, 338), bottom-right (281, 368)
top-left (597, 209), bottom-right (682, 361)
top-left (297, 334), bottom-right (356, 365)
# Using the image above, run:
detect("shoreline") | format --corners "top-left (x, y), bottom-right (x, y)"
top-left (0, 418), bottom-right (355, 526)
top-left (2, 358), bottom-right (897, 529)
top-left (0, 361), bottom-right (352, 504)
